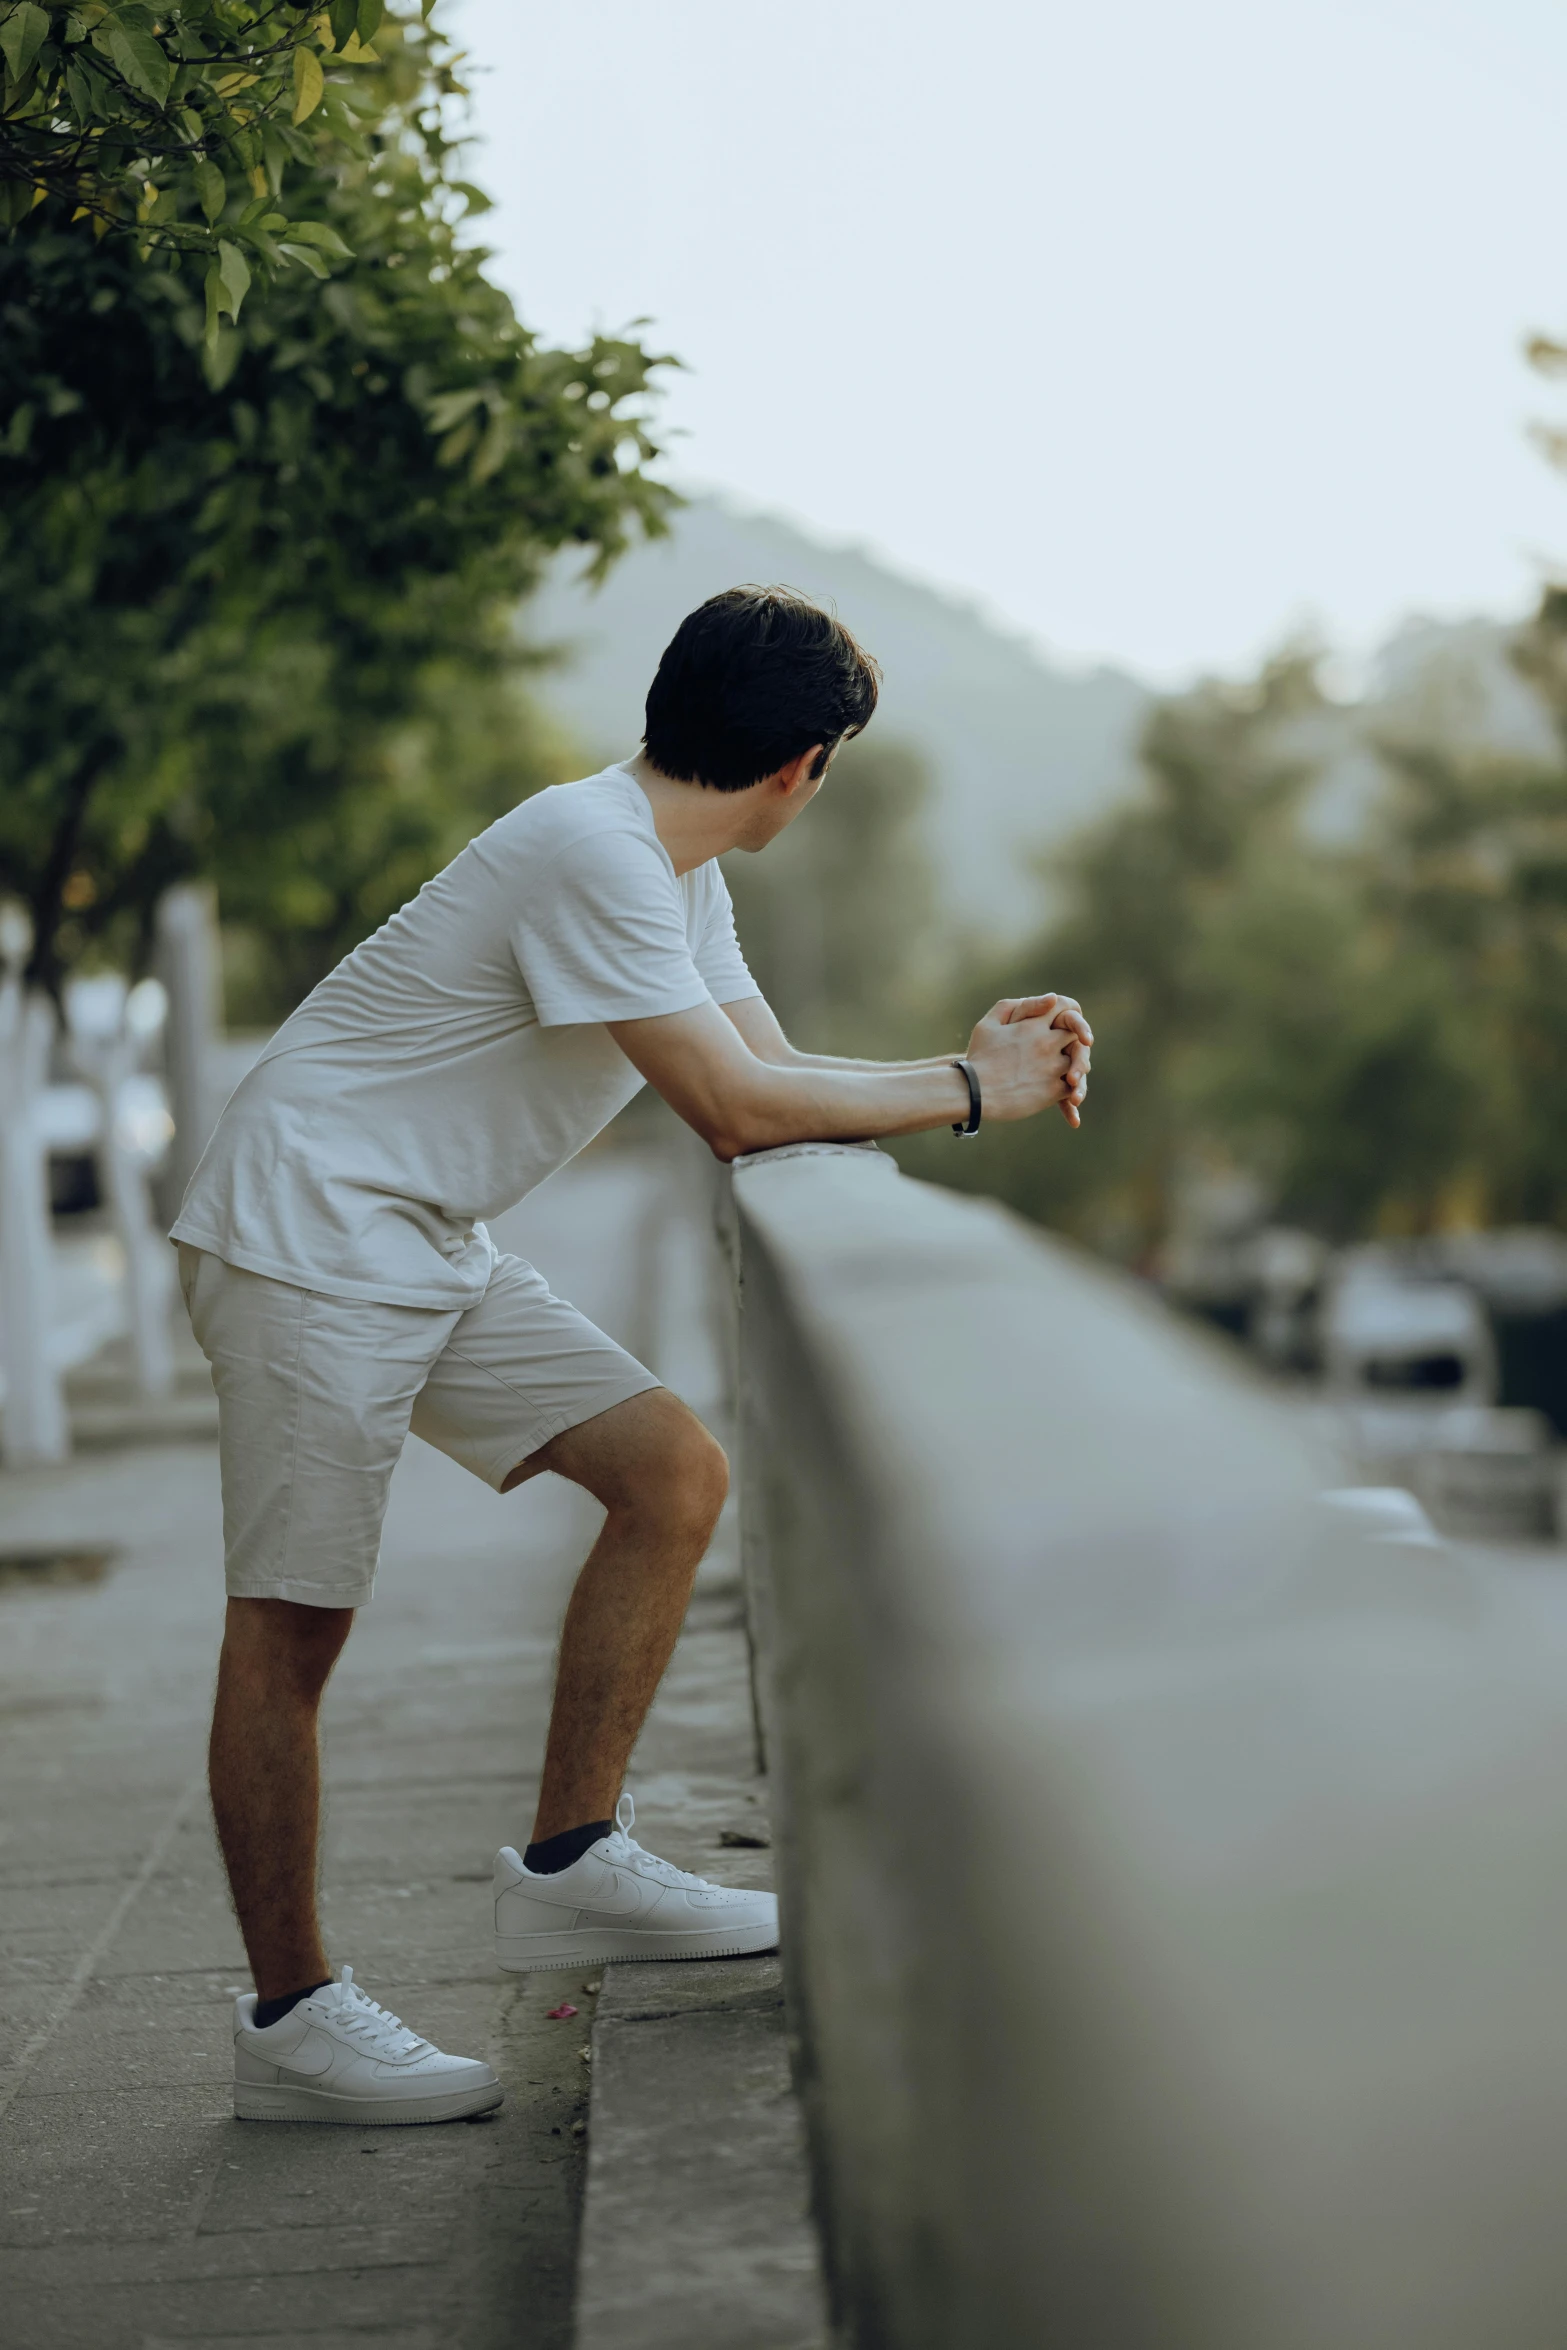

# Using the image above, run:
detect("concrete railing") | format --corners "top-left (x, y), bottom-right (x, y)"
top-left (729, 1145), bottom-right (1567, 2350)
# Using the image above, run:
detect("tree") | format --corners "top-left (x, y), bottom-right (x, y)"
top-left (2, 1), bottom-right (377, 276)
top-left (1362, 611), bottom-right (1567, 1228)
top-left (905, 624), bottom-right (1567, 1258)
top-left (0, 5), bottom-right (672, 993)
top-left (722, 735), bottom-right (942, 1062)
top-left (196, 643), bottom-right (586, 1023)
top-left (916, 321), bottom-right (1567, 1261)
top-left (900, 657), bottom-right (1330, 1260)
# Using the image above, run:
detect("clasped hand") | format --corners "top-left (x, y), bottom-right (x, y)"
top-left (966, 992), bottom-right (1092, 1129)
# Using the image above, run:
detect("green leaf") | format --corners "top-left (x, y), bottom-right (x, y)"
top-left (327, 0), bottom-right (357, 49)
top-left (202, 321), bottom-right (242, 392)
top-left (356, 0), bottom-right (384, 40)
top-left (215, 238), bottom-right (250, 322)
top-left (0, 400), bottom-right (35, 457)
top-left (451, 181), bottom-right (492, 217)
top-left (281, 218), bottom-right (352, 258)
top-left (291, 44), bottom-right (323, 124)
top-left (278, 240), bottom-right (330, 278)
top-left (424, 386), bottom-right (485, 434)
top-left (437, 417), bottom-right (480, 468)
top-left (104, 20), bottom-right (173, 106)
top-left (193, 157), bottom-right (224, 225)
top-left (64, 57), bottom-right (95, 121)
top-left (471, 411), bottom-right (511, 484)
top-left (0, 2), bottom-right (49, 81)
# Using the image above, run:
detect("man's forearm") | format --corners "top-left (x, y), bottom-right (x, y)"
top-left (705, 1055), bottom-right (975, 1159)
top-left (721, 997), bottom-right (960, 1082)
top-left (607, 996), bottom-right (1077, 1160)
top-left (764, 1046), bottom-right (962, 1078)
top-left (725, 995), bottom-right (1089, 1132)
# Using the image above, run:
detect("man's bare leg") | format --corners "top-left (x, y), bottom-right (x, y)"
top-left (210, 1388), bottom-right (722, 1995)
top-left (501, 1386), bottom-right (729, 1842)
top-left (209, 1597), bottom-right (354, 2002)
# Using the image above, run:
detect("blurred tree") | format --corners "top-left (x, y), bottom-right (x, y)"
top-left (1360, 606), bottom-right (1567, 1228)
top-left (905, 630), bottom-right (1567, 1256)
top-left (1189, 330), bottom-right (1567, 1240)
top-left (0, 5), bottom-right (671, 995)
top-left (3, 1), bottom-right (390, 293)
top-left (722, 735), bottom-right (942, 1061)
top-left (914, 322), bottom-right (1567, 1257)
top-left (198, 645), bottom-right (585, 1024)
top-left (1184, 819), bottom-right (1479, 1236)
top-left (897, 657), bottom-right (1330, 1260)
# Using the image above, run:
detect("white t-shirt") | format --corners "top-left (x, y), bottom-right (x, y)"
top-left (171, 762), bottom-right (760, 1308)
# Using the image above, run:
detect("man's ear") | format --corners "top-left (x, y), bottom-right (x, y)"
top-left (777, 746), bottom-right (825, 798)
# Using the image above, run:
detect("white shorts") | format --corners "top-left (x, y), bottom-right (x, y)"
top-left (178, 1245), bottom-right (662, 1608)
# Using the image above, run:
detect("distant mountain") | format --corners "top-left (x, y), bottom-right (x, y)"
top-left (521, 498), bottom-right (1149, 933)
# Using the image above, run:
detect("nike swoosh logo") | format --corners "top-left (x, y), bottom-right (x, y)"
top-left (573, 1862), bottom-right (654, 1920)
top-left (271, 2030), bottom-right (335, 2079)
top-left (573, 1879), bottom-right (646, 1919)
top-left (509, 1862), bottom-right (650, 1920)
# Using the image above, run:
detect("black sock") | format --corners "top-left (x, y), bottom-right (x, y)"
top-left (524, 1819), bottom-right (613, 1875)
top-left (252, 1980), bottom-right (330, 2031)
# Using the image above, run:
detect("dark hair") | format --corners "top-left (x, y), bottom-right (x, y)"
top-left (643, 586), bottom-right (880, 791)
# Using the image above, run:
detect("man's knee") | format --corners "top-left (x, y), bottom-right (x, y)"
top-left (613, 1405), bottom-right (727, 1544)
top-left (662, 1417), bottom-right (729, 1536)
top-left (220, 1596), bottom-right (354, 1699)
top-left (549, 1388), bottom-right (727, 1538)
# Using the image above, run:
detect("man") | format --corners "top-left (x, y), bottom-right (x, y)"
top-left (173, 585), bottom-right (1091, 2125)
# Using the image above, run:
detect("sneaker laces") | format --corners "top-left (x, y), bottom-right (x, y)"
top-left (317, 1966), bottom-right (433, 2060)
top-left (601, 1793), bottom-right (721, 1892)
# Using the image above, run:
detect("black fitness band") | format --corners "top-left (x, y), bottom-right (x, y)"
top-left (950, 1057), bottom-right (981, 1137)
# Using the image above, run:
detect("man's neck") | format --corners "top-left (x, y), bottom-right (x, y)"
top-left (628, 752), bottom-right (755, 874)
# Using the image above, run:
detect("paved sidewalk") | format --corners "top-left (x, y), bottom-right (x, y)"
top-left (0, 1149), bottom-right (795, 2350)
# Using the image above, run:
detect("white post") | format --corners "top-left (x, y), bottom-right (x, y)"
top-left (154, 881), bottom-right (222, 1222)
top-left (65, 974), bottom-right (176, 1401)
top-left (0, 906), bottom-right (70, 1467)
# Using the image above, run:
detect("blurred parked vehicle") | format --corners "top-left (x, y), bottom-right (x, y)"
top-left (1164, 1185), bottom-right (1328, 1373)
top-left (1383, 1230), bottom-right (1567, 1440)
top-left (1323, 1251), bottom-right (1497, 1407)
top-left (1322, 1249), bottom-right (1563, 1537)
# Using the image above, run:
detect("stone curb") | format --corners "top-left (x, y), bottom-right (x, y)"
top-left (574, 1955), bottom-right (829, 2350)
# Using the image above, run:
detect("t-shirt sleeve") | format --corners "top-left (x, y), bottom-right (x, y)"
top-left (693, 865), bottom-right (762, 1005)
top-left (509, 829), bottom-right (712, 1026)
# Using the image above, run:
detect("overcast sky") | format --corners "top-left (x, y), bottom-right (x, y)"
top-left (447, 0), bottom-right (1567, 685)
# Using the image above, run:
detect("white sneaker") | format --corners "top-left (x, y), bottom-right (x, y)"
top-left (233, 1966), bottom-right (503, 2125)
top-left (494, 1795), bottom-right (779, 1971)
